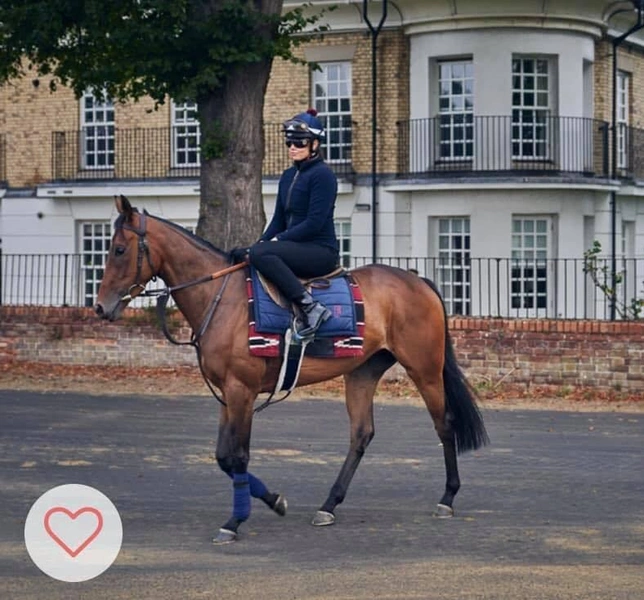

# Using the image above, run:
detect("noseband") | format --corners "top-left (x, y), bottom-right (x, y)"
top-left (118, 210), bottom-right (156, 302)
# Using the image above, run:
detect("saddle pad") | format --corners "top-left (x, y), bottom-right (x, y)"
top-left (250, 266), bottom-right (356, 336)
top-left (246, 270), bottom-right (364, 359)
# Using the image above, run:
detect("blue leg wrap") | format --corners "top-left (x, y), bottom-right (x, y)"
top-left (233, 472), bottom-right (251, 522)
top-left (227, 471), bottom-right (268, 499)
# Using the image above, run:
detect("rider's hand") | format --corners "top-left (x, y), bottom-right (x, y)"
top-left (230, 247), bottom-right (250, 263)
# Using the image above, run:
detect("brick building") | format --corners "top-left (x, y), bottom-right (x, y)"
top-left (1, 0), bottom-right (643, 318)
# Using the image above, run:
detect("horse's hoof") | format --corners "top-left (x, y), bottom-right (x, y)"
top-left (273, 494), bottom-right (288, 517)
top-left (311, 510), bottom-right (335, 527)
top-left (212, 528), bottom-right (237, 545)
top-left (434, 503), bottom-right (454, 518)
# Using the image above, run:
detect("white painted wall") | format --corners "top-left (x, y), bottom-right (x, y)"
top-left (409, 28), bottom-right (595, 120)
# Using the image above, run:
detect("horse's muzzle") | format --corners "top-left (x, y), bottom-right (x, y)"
top-left (94, 302), bottom-right (120, 321)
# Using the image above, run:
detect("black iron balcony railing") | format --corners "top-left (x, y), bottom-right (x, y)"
top-left (51, 124), bottom-right (354, 182)
top-left (3, 251), bottom-right (642, 320)
top-left (396, 115), bottom-right (610, 178)
top-left (0, 133), bottom-right (6, 184)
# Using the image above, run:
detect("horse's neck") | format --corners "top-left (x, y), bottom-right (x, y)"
top-left (154, 227), bottom-right (231, 330)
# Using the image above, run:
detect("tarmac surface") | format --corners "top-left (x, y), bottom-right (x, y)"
top-left (0, 390), bottom-right (643, 600)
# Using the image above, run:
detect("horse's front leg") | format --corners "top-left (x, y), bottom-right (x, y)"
top-left (213, 394), bottom-right (286, 544)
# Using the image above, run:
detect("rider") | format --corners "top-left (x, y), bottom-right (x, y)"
top-left (233, 109), bottom-right (339, 338)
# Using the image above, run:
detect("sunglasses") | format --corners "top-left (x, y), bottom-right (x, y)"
top-left (285, 139), bottom-right (309, 148)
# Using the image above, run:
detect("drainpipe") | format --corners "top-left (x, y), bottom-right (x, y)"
top-left (363, 1), bottom-right (388, 263)
top-left (610, 1), bottom-right (644, 319)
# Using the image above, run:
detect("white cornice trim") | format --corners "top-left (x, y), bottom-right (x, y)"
top-left (404, 14), bottom-right (605, 38)
top-left (36, 182), bottom-right (201, 198)
top-left (35, 181), bottom-right (354, 199)
top-left (616, 185), bottom-right (644, 197)
top-left (606, 27), bottom-right (644, 49)
top-left (383, 181), bottom-right (620, 193)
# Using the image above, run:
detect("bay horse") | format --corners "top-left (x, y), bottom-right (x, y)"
top-left (95, 195), bottom-right (488, 544)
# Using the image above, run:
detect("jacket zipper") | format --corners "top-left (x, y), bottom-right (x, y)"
top-left (285, 169), bottom-right (299, 228)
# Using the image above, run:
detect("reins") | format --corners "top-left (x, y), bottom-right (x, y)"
top-left (146, 263), bottom-right (246, 408)
top-left (117, 210), bottom-right (250, 408)
top-left (118, 211), bottom-right (288, 413)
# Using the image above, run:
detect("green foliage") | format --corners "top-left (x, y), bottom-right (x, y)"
top-left (0, 0), bottom-right (331, 105)
top-left (583, 240), bottom-right (643, 320)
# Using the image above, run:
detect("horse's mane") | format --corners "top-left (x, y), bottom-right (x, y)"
top-left (115, 210), bottom-right (229, 259)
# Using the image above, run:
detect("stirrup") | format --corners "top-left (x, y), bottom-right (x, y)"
top-left (292, 309), bottom-right (331, 341)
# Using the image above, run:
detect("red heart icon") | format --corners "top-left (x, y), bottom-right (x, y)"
top-left (43, 507), bottom-right (104, 558)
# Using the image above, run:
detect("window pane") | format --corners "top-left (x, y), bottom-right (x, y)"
top-left (313, 62), bottom-right (352, 163)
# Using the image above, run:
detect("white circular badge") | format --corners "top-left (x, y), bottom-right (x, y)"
top-left (24, 484), bottom-right (123, 582)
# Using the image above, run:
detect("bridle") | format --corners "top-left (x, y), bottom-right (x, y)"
top-left (118, 210), bottom-right (157, 302)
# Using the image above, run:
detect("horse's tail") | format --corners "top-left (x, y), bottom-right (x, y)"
top-left (421, 277), bottom-right (489, 454)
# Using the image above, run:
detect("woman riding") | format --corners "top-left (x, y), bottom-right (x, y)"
top-left (233, 109), bottom-right (340, 339)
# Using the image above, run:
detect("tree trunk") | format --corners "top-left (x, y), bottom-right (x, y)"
top-left (196, 0), bottom-right (284, 250)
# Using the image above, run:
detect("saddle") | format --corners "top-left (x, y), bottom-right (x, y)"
top-left (256, 267), bottom-right (347, 309)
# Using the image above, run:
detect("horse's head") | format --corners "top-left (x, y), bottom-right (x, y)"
top-left (94, 195), bottom-right (158, 321)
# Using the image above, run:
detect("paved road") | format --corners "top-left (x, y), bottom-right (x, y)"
top-left (0, 390), bottom-right (643, 600)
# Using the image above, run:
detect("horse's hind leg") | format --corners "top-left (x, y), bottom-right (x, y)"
top-left (313, 350), bottom-right (396, 526)
top-left (408, 371), bottom-right (460, 518)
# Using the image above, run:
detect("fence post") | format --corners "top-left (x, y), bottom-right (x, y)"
top-left (63, 254), bottom-right (69, 307)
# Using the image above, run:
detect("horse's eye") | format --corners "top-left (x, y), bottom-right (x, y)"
top-left (114, 246), bottom-right (126, 257)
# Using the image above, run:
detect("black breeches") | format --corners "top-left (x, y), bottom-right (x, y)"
top-left (248, 241), bottom-right (339, 300)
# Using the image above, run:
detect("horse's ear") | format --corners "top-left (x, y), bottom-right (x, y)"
top-left (115, 195), bottom-right (134, 222)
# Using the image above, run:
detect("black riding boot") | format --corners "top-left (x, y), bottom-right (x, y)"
top-left (293, 291), bottom-right (331, 338)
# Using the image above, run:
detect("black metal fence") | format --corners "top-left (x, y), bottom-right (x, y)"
top-left (351, 256), bottom-right (643, 320)
top-left (396, 115), bottom-right (609, 178)
top-left (3, 252), bottom-right (642, 320)
top-left (51, 124), bottom-right (354, 182)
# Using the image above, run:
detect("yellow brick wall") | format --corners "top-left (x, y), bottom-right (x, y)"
top-left (594, 40), bottom-right (644, 127)
top-left (264, 29), bottom-right (409, 175)
top-left (1, 30), bottom-right (410, 186)
top-left (0, 65), bottom-right (172, 186)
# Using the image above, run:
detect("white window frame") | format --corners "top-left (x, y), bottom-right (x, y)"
top-left (435, 217), bottom-right (471, 315)
top-left (81, 91), bottom-right (115, 170)
top-left (335, 219), bottom-right (352, 268)
top-left (617, 71), bottom-right (630, 171)
top-left (619, 220), bottom-right (636, 313)
top-left (312, 61), bottom-right (352, 163)
top-left (511, 57), bottom-right (552, 160)
top-left (511, 217), bottom-right (552, 317)
top-left (172, 101), bottom-right (201, 168)
top-left (79, 221), bottom-right (111, 307)
top-left (437, 60), bottom-right (474, 161)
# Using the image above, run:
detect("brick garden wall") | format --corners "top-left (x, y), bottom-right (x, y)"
top-left (0, 307), bottom-right (642, 392)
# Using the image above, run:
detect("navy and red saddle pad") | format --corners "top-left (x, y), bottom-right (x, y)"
top-left (246, 267), bottom-right (364, 358)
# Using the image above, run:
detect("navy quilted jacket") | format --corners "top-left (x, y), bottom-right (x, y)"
top-left (260, 155), bottom-right (339, 251)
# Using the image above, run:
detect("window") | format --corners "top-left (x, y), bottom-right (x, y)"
top-left (620, 220), bottom-right (636, 311)
top-left (617, 71), bottom-right (630, 171)
top-left (81, 92), bottom-right (115, 169)
top-left (80, 222), bottom-right (111, 307)
top-left (335, 220), bottom-right (352, 268)
top-left (438, 60), bottom-right (474, 160)
top-left (436, 218), bottom-right (471, 315)
top-left (512, 58), bottom-right (551, 160)
top-left (511, 217), bottom-right (550, 314)
top-left (172, 101), bottom-right (201, 168)
top-left (313, 62), bottom-right (352, 162)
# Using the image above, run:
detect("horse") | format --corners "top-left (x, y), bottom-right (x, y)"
top-left (95, 195), bottom-right (488, 544)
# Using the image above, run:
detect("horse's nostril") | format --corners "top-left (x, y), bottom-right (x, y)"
top-left (94, 303), bottom-right (104, 316)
